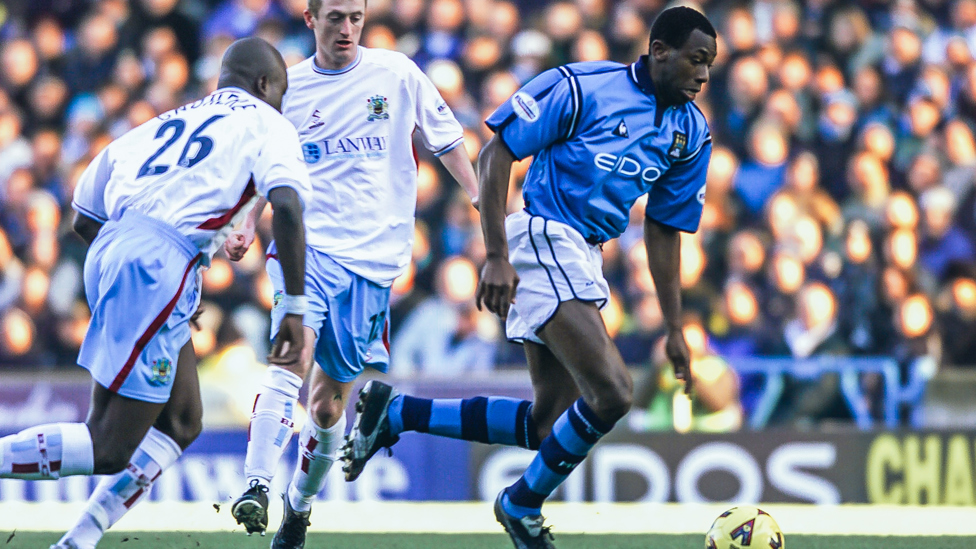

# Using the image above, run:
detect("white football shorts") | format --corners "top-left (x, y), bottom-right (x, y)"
top-left (505, 209), bottom-right (610, 344)
top-left (78, 211), bottom-right (202, 403)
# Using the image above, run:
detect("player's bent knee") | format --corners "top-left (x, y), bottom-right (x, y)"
top-left (589, 388), bottom-right (633, 424)
top-left (308, 398), bottom-right (344, 429)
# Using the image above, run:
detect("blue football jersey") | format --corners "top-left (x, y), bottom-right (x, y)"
top-left (486, 56), bottom-right (712, 243)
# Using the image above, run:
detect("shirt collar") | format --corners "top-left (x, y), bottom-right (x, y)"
top-left (630, 55), bottom-right (657, 98)
top-left (312, 47), bottom-right (363, 75)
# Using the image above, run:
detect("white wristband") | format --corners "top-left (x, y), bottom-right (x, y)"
top-left (282, 294), bottom-right (308, 315)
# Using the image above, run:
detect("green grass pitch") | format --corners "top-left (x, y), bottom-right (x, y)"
top-left (5, 533), bottom-right (976, 549)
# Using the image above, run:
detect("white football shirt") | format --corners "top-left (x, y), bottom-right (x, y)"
top-left (283, 46), bottom-right (465, 286)
top-left (73, 87), bottom-right (312, 264)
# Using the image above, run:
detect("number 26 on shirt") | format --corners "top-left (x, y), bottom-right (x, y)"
top-left (137, 115), bottom-right (226, 179)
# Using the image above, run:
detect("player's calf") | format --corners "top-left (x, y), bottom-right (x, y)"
top-left (153, 400), bottom-right (203, 451)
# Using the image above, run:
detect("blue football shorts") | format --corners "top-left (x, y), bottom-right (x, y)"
top-left (266, 242), bottom-right (390, 383)
top-left (78, 211), bottom-right (202, 403)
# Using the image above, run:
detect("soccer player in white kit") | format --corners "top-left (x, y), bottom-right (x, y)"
top-left (5, 38), bottom-right (313, 549)
top-left (224, 0), bottom-right (478, 545)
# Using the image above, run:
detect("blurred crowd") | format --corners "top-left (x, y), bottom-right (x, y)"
top-left (3, 0), bottom-right (976, 426)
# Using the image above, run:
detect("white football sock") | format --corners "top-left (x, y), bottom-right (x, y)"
top-left (0, 423), bottom-right (93, 479)
top-left (57, 427), bottom-right (181, 549)
top-left (287, 411), bottom-right (346, 513)
top-left (245, 366), bottom-right (303, 486)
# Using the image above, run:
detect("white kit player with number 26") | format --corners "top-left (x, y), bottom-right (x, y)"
top-left (224, 0), bottom-right (478, 546)
top-left (9, 38), bottom-right (313, 549)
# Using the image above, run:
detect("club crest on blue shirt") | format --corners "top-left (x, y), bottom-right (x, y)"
top-left (367, 95), bottom-right (390, 121)
top-left (148, 358), bottom-right (173, 387)
top-left (668, 131), bottom-right (687, 158)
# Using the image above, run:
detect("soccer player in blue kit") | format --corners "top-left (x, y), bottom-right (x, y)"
top-left (343, 7), bottom-right (717, 548)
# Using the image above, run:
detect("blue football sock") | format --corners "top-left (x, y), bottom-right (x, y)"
top-left (503, 398), bottom-right (614, 518)
top-left (390, 395), bottom-right (538, 448)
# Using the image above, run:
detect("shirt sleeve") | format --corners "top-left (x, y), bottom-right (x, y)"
top-left (72, 146), bottom-right (112, 222)
top-left (484, 67), bottom-right (578, 160)
top-left (645, 138), bottom-right (711, 233)
top-left (409, 61), bottom-right (466, 157)
top-left (252, 114), bottom-right (313, 209)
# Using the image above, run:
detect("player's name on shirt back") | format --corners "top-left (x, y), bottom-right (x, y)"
top-left (160, 90), bottom-right (259, 120)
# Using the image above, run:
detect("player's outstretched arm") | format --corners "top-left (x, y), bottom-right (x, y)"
top-left (644, 217), bottom-right (693, 394)
top-left (224, 196), bottom-right (268, 261)
top-left (267, 187), bottom-right (306, 366)
top-left (437, 144), bottom-right (480, 209)
top-left (72, 211), bottom-right (103, 245)
top-left (475, 136), bottom-right (519, 319)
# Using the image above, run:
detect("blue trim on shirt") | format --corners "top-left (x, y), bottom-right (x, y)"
top-left (72, 202), bottom-right (108, 222)
top-left (432, 136), bottom-right (464, 157)
top-left (564, 69), bottom-right (584, 140)
top-left (311, 48), bottom-right (363, 76)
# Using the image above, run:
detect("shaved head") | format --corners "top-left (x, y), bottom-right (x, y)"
top-left (218, 37), bottom-right (289, 111)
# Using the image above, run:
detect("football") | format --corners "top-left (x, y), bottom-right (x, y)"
top-left (704, 505), bottom-right (785, 549)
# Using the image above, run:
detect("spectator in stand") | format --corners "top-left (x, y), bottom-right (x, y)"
top-left (0, 108), bottom-right (31, 193)
top-left (203, 0), bottom-right (285, 41)
top-left (762, 246), bottom-right (807, 332)
top-left (631, 315), bottom-right (743, 433)
top-left (836, 219), bottom-right (881, 353)
top-left (766, 282), bottom-right (850, 427)
top-left (710, 279), bottom-right (766, 359)
top-left (735, 120), bottom-right (789, 215)
top-left (843, 151), bottom-right (891, 230)
top-left (780, 152), bottom-right (844, 238)
top-left (937, 266), bottom-right (976, 365)
top-left (943, 120), bottom-right (976, 201)
top-left (61, 12), bottom-right (119, 95)
top-left (391, 257), bottom-right (498, 377)
top-left (726, 230), bottom-right (768, 288)
top-left (918, 186), bottom-right (976, 280)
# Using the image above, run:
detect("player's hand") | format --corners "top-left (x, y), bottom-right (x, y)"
top-left (476, 255), bottom-right (519, 320)
top-left (224, 229), bottom-right (255, 261)
top-left (269, 313), bottom-right (304, 366)
top-left (665, 327), bottom-right (693, 395)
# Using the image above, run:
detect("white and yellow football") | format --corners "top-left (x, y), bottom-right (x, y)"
top-left (705, 505), bottom-right (785, 549)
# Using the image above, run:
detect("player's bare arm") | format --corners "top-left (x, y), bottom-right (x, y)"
top-left (224, 196), bottom-right (267, 260)
top-left (475, 135), bottom-right (519, 319)
top-left (72, 211), bottom-right (103, 245)
top-left (437, 144), bottom-right (480, 209)
top-left (267, 186), bottom-right (306, 367)
top-left (644, 217), bottom-right (693, 394)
